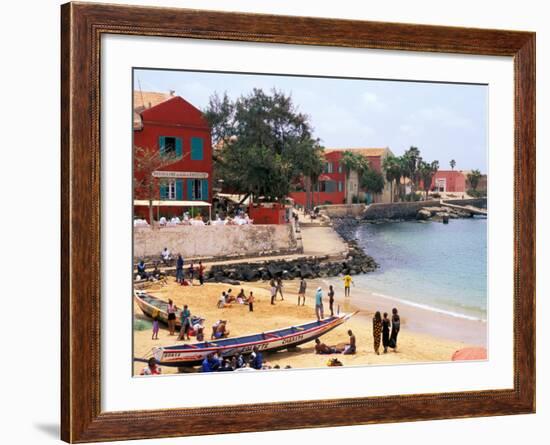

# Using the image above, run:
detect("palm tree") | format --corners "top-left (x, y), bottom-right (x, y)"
top-left (467, 169), bottom-right (482, 191)
top-left (419, 160), bottom-right (440, 199)
top-left (402, 146), bottom-right (421, 195)
top-left (382, 154), bottom-right (401, 203)
top-left (340, 151), bottom-right (369, 204)
top-left (450, 159), bottom-right (456, 170)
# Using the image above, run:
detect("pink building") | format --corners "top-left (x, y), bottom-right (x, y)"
top-left (431, 170), bottom-right (466, 193)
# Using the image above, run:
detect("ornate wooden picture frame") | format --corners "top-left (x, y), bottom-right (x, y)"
top-left (61, 2), bottom-right (535, 442)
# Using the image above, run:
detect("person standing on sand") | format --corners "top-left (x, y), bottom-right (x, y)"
top-left (298, 277), bottom-right (307, 306)
top-left (270, 279), bottom-right (277, 305)
top-left (198, 260), bottom-right (205, 285)
top-left (151, 308), bottom-right (160, 340)
top-left (328, 285), bottom-right (335, 316)
top-left (315, 287), bottom-right (324, 321)
top-left (188, 262), bottom-right (194, 286)
top-left (176, 254), bottom-right (184, 284)
top-left (178, 304), bottom-right (192, 340)
top-left (390, 307), bottom-right (401, 351)
top-left (372, 311), bottom-right (382, 355)
top-left (166, 299), bottom-right (177, 336)
top-left (343, 273), bottom-right (354, 297)
top-left (382, 312), bottom-right (391, 353)
top-left (276, 277), bottom-right (284, 300)
top-left (248, 291), bottom-right (254, 312)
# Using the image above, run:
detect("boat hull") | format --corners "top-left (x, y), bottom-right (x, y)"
top-left (153, 312), bottom-right (356, 367)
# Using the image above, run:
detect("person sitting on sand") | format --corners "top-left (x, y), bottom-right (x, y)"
top-left (226, 288), bottom-right (235, 303)
top-left (217, 292), bottom-right (227, 308)
top-left (141, 357), bottom-right (161, 375)
top-left (382, 312), bottom-right (391, 353)
top-left (343, 329), bottom-right (356, 355)
top-left (250, 346), bottom-right (263, 370)
top-left (314, 338), bottom-right (341, 355)
top-left (160, 247), bottom-right (171, 265)
top-left (236, 288), bottom-right (246, 304)
top-left (192, 318), bottom-right (205, 341)
top-left (136, 260), bottom-right (147, 280)
top-left (211, 320), bottom-right (229, 339)
top-left (298, 277), bottom-right (307, 306)
top-left (201, 353), bottom-right (220, 373)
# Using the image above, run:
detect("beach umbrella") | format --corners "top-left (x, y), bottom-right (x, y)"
top-left (451, 347), bottom-right (487, 361)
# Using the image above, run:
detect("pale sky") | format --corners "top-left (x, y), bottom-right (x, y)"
top-left (134, 68), bottom-right (487, 173)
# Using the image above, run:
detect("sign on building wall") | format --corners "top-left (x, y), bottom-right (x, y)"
top-left (152, 171), bottom-right (209, 179)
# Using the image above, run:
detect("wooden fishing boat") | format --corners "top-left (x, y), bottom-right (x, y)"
top-left (151, 311), bottom-right (358, 367)
top-left (134, 290), bottom-right (202, 329)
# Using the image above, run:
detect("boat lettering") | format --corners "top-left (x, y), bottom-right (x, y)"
top-left (282, 334), bottom-right (303, 345)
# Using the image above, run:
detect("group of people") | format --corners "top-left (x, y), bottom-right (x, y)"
top-left (217, 288), bottom-right (255, 311)
top-left (314, 329), bottom-right (357, 356)
top-left (201, 346), bottom-right (263, 372)
top-left (313, 283), bottom-right (336, 321)
top-left (269, 278), bottom-right (285, 304)
top-left (372, 308), bottom-right (401, 354)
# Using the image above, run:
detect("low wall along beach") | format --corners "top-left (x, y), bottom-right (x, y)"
top-left (134, 224), bottom-right (299, 259)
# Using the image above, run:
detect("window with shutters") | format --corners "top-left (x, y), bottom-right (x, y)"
top-left (192, 179), bottom-right (202, 200)
top-left (191, 137), bottom-right (204, 160)
top-left (163, 137), bottom-right (176, 156)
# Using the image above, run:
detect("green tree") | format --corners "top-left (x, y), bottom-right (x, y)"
top-left (382, 154), bottom-right (401, 203)
top-left (361, 169), bottom-right (385, 202)
top-left (340, 150), bottom-right (369, 204)
top-left (418, 160), bottom-right (440, 199)
top-left (402, 146), bottom-right (421, 194)
top-left (204, 89), bottom-right (323, 204)
top-left (467, 169), bottom-right (482, 191)
top-left (450, 159), bottom-right (456, 170)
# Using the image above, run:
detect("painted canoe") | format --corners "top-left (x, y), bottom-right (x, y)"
top-left (134, 290), bottom-right (202, 330)
top-left (152, 311), bottom-right (358, 367)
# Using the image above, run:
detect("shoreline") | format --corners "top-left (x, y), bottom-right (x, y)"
top-left (133, 280), bottom-right (477, 375)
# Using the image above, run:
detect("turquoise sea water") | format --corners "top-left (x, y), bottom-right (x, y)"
top-left (353, 218), bottom-right (487, 321)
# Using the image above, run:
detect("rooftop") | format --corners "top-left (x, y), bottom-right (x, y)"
top-left (325, 147), bottom-right (392, 157)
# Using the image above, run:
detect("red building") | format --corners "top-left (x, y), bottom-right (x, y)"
top-left (430, 170), bottom-right (466, 193)
top-left (289, 147), bottom-right (393, 206)
top-left (289, 150), bottom-right (346, 207)
top-left (133, 92), bottom-right (213, 221)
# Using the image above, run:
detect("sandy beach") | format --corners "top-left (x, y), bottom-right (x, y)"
top-left (133, 278), bottom-right (482, 376)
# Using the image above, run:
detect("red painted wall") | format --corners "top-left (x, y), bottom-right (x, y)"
top-left (430, 171), bottom-right (466, 193)
top-left (248, 203), bottom-right (287, 224)
top-left (133, 96), bottom-right (213, 219)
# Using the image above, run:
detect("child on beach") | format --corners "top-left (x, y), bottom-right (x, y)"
top-left (270, 279), bottom-right (277, 305)
top-left (151, 308), bottom-right (160, 340)
top-left (276, 277), bottom-right (284, 301)
top-left (248, 291), bottom-right (254, 312)
top-left (198, 260), bottom-right (204, 285)
top-left (141, 357), bottom-right (161, 375)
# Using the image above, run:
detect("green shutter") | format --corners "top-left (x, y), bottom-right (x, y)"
top-left (159, 136), bottom-right (166, 157)
top-left (191, 137), bottom-right (204, 160)
top-left (176, 179), bottom-right (183, 200)
top-left (201, 179), bottom-right (209, 201)
top-left (176, 138), bottom-right (183, 158)
top-left (187, 179), bottom-right (194, 200)
top-left (160, 182), bottom-right (168, 199)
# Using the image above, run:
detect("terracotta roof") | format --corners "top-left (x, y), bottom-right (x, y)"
top-left (324, 147), bottom-right (393, 157)
top-left (133, 91), bottom-right (174, 129)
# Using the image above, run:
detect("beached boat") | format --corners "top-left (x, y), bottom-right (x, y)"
top-left (151, 311), bottom-right (358, 367)
top-left (134, 290), bottom-right (202, 329)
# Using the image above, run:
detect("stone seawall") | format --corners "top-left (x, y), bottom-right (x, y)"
top-left (442, 197), bottom-right (487, 208)
top-left (134, 224), bottom-right (299, 259)
top-left (363, 200), bottom-right (441, 220)
top-left (316, 204), bottom-right (366, 218)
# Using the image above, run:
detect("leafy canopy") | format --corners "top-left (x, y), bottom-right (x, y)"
top-left (203, 89), bottom-right (324, 201)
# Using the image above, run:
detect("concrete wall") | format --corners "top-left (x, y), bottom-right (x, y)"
top-left (317, 204), bottom-right (366, 217)
top-left (363, 200), bottom-right (442, 220)
top-left (134, 224), bottom-right (299, 259)
top-left (442, 197), bottom-right (487, 209)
